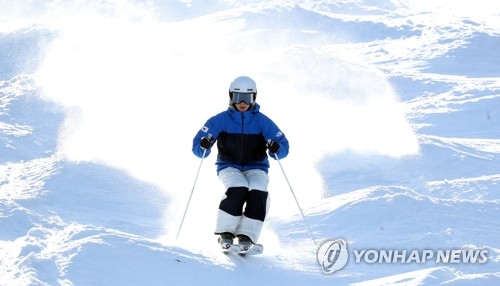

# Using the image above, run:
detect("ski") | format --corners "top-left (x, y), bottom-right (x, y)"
top-left (239, 243), bottom-right (263, 256)
top-left (221, 243), bottom-right (264, 256)
top-left (222, 244), bottom-right (243, 254)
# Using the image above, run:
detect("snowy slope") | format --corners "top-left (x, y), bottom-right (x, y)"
top-left (1, 0), bottom-right (499, 285)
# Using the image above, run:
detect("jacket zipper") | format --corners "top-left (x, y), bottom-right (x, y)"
top-left (240, 112), bottom-right (245, 168)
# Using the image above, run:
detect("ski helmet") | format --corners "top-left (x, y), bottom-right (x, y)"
top-left (228, 76), bottom-right (257, 106)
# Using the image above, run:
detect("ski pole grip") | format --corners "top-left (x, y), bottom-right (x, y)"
top-left (267, 139), bottom-right (280, 159)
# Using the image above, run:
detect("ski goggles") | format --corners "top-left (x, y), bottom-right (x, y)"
top-left (231, 92), bottom-right (255, 105)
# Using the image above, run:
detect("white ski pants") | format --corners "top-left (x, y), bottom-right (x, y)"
top-left (215, 167), bottom-right (270, 243)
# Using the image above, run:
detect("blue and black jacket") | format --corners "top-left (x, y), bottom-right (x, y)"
top-left (192, 103), bottom-right (289, 174)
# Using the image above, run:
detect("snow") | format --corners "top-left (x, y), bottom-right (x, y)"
top-left (1, 0), bottom-right (499, 285)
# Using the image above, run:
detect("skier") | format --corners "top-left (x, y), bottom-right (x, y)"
top-left (192, 75), bottom-right (289, 251)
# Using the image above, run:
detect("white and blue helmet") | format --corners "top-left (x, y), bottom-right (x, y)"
top-left (229, 76), bottom-right (257, 106)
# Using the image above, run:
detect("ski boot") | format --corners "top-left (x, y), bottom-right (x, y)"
top-left (218, 232), bottom-right (235, 250)
top-left (236, 235), bottom-right (253, 251)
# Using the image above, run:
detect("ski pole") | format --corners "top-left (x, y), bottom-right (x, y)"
top-left (273, 152), bottom-right (317, 246)
top-left (176, 148), bottom-right (207, 240)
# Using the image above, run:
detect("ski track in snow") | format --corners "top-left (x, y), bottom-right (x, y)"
top-left (1, 1), bottom-right (500, 285)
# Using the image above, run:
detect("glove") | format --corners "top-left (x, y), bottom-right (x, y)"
top-left (200, 137), bottom-right (214, 150)
top-left (267, 140), bottom-right (280, 154)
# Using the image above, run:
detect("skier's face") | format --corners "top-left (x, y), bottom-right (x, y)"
top-left (235, 101), bottom-right (250, 112)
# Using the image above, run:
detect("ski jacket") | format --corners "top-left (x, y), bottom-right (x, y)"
top-left (192, 103), bottom-right (289, 174)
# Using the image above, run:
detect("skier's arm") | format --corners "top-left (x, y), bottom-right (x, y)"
top-left (268, 133), bottom-right (289, 159)
top-left (262, 117), bottom-right (289, 159)
top-left (193, 129), bottom-right (212, 158)
top-left (192, 117), bottom-right (220, 158)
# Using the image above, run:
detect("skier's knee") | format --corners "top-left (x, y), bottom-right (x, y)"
top-left (244, 189), bottom-right (268, 221)
top-left (219, 186), bottom-right (248, 216)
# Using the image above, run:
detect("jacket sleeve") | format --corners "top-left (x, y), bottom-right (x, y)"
top-left (192, 115), bottom-right (221, 158)
top-left (261, 115), bottom-right (289, 160)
